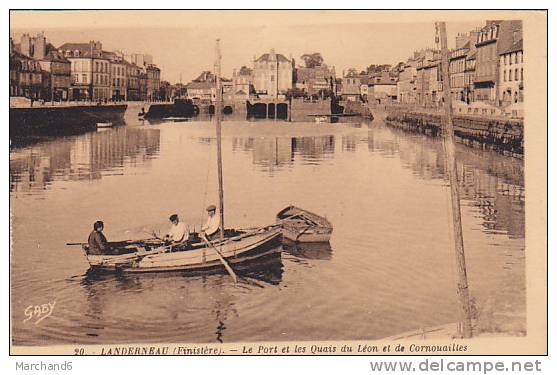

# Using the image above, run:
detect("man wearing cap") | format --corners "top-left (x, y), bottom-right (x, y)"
top-left (165, 214), bottom-right (188, 243)
top-left (87, 220), bottom-right (111, 255)
top-left (202, 205), bottom-right (221, 240)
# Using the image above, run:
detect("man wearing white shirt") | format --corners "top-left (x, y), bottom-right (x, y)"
top-left (165, 214), bottom-right (188, 243)
top-left (202, 205), bottom-right (220, 240)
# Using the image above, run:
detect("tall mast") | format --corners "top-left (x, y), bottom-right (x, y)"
top-left (214, 39), bottom-right (225, 240)
top-left (437, 21), bottom-right (473, 338)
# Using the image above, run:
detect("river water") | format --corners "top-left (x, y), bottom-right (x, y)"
top-left (10, 114), bottom-right (525, 346)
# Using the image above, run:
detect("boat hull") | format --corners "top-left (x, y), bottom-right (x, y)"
top-left (86, 227), bottom-right (283, 274)
top-left (276, 205), bottom-right (333, 243)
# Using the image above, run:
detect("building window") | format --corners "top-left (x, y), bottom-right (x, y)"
top-left (509, 70), bottom-right (513, 81)
top-left (515, 69), bottom-right (518, 81)
top-left (514, 53), bottom-right (518, 64)
top-left (521, 68), bottom-right (523, 81)
top-left (503, 70), bottom-right (507, 82)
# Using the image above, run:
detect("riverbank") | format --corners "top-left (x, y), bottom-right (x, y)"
top-left (382, 106), bottom-right (523, 156)
top-left (10, 103), bottom-right (127, 141)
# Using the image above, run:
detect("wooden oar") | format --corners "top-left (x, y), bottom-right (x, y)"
top-left (201, 234), bottom-right (238, 284)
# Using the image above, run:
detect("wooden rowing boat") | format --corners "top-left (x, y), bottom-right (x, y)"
top-left (82, 226), bottom-right (282, 274)
top-left (78, 40), bottom-right (283, 277)
top-left (276, 206), bottom-right (333, 243)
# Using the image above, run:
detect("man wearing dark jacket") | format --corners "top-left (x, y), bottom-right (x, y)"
top-left (87, 221), bottom-right (110, 255)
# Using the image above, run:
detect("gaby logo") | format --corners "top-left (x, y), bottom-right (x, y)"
top-left (23, 301), bottom-right (56, 325)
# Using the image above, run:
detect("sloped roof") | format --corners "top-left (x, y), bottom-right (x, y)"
top-left (256, 53), bottom-right (290, 63)
top-left (501, 39), bottom-right (523, 55)
top-left (42, 50), bottom-right (69, 62)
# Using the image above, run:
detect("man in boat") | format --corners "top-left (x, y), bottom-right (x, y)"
top-left (201, 205), bottom-right (220, 240)
top-left (87, 221), bottom-right (111, 255)
top-left (164, 214), bottom-right (188, 244)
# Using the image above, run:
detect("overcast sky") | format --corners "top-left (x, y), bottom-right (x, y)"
top-left (10, 10), bottom-right (521, 84)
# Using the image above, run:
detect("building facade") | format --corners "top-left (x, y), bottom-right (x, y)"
top-left (59, 41), bottom-right (110, 100)
top-left (146, 64), bottom-right (161, 101)
top-left (39, 50), bottom-right (71, 101)
top-left (106, 51), bottom-right (127, 101)
top-left (474, 20), bottom-right (522, 105)
top-left (295, 65), bottom-right (336, 97)
top-left (498, 30), bottom-right (523, 105)
top-left (125, 61), bottom-right (142, 101)
top-left (10, 51), bottom-right (43, 99)
top-left (252, 49), bottom-right (293, 97)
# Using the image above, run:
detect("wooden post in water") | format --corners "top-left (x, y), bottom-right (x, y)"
top-left (214, 39), bottom-right (225, 240)
top-left (437, 21), bottom-right (473, 338)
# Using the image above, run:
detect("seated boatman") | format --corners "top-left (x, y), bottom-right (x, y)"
top-left (87, 220), bottom-right (111, 255)
top-left (201, 205), bottom-right (221, 240)
top-left (165, 214), bottom-right (188, 244)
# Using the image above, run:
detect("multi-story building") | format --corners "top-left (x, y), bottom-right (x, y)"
top-left (230, 66), bottom-right (253, 101)
top-left (124, 60), bottom-right (142, 101)
top-left (252, 49), bottom-right (293, 97)
top-left (449, 44), bottom-right (469, 102)
top-left (105, 51), bottom-right (127, 101)
top-left (416, 50), bottom-right (441, 106)
top-left (473, 20), bottom-right (522, 105)
top-left (145, 63), bottom-right (161, 101)
top-left (58, 41), bottom-right (111, 101)
top-left (397, 54), bottom-right (420, 104)
top-left (39, 49), bottom-right (71, 101)
top-left (295, 65), bottom-right (336, 97)
top-left (139, 72), bottom-right (148, 101)
top-left (498, 29), bottom-right (523, 105)
top-left (186, 81), bottom-right (215, 101)
top-left (10, 50), bottom-right (43, 99)
top-left (367, 72), bottom-right (398, 104)
top-left (341, 70), bottom-right (363, 101)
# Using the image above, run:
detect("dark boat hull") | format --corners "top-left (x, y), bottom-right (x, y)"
top-left (10, 104), bottom-right (127, 138)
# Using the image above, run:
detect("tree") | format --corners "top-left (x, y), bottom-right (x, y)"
top-left (300, 53), bottom-right (324, 68)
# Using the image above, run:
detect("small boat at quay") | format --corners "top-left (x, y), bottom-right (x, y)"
top-left (276, 206), bottom-right (333, 243)
top-left (81, 226), bottom-right (282, 274)
top-left (96, 122), bottom-right (113, 128)
top-left (74, 40), bottom-right (282, 279)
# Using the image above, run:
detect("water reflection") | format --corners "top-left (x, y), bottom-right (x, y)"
top-left (77, 256), bottom-right (283, 343)
top-left (10, 127), bottom-right (160, 194)
top-left (282, 241), bottom-right (333, 260)
top-left (367, 127), bottom-right (525, 239)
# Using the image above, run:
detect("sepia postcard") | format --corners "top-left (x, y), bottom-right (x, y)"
top-left (8, 9), bottom-right (547, 356)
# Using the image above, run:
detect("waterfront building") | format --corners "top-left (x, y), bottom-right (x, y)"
top-left (464, 48), bottom-right (477, 104)
top-left (415, 49), bottom-right (441, 106)
top-left (105, 51), bottom-right (127, 101)
top-left (341, 69), bottom-right (363, 101)
top-left (146, 63), bottom-right (161, 101)
top-left (186, 81), bottom-right (215, 101)
top-left (139, 72), bottom-right (148, 101)
top-left (230, 66), bottom-right (254, 101)
top-left (368, 72), bottom-right (398, 104)
top-left (58, 41), bottom-right (111, 101)
top-left (449, 42), bottom-right (470, 102)
top-left (397, 54), bottom-right (420, 104)
top-left (294, 65), bottom-right (336, 97)
top-left (252, 49), bottom-right (293, 98)
top-left (473, 20), bottom-right (522, 105)
top-left (10, 50), bottom-right (43, 99)
top-left (39, 48), bottom-right (71, 101)
top-left (498, 29), bottom-right (523, 105)
top-left (124, 61), bottom-right (142, 101)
